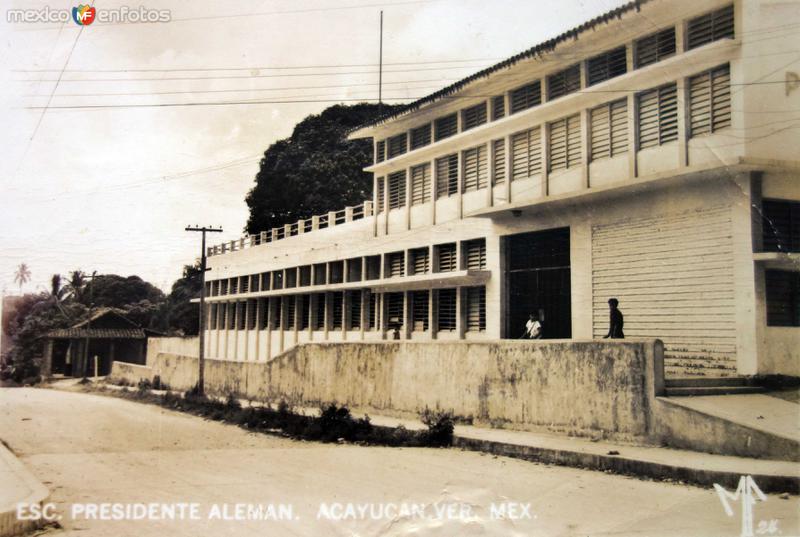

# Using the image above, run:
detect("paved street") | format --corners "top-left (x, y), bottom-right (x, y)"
top-left (0, 387), bottom-right (797, 537)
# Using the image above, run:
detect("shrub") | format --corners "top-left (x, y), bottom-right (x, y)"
top-left (420, 408), bottom-right (455, 447)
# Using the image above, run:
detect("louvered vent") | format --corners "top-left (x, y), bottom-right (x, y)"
top-left (547, 64), bottom-right (581, 100)
top-left (314, 293), bottom-right (325, 329)
top-left (637, 83), bottom-right (678, 149)
top-left (388, 170), bottom-right (406, 209)
top-left (410, 164), bottom-right (431, 205)
top-left (375, 140), bottom-right (386, 163)
top-left (590, 99), bottom-right (628, 161)
top-left (387, 251), bottom-right (405, 277)
top-left (549, 114), bottom-right (582, 172)
top-left (411, 247), bottom-right (430, 275)
top-left (437, 289), bottom-right (457, 331)
top-left (436, 154), bottom-right (459, 197)
top-left (510, 127), bottom-right (542, 180)
top-left (462, 145), bottom-right (488, 192)
top-left (689, 64), bottom-right (731, 137)
top-left (434, 113), bottom-right (458, 141)
top-left (462, 102), bottom-right (487, 131)
top-left (634, 27), bottom-right (676, 68)
top-left (376, 177), bottom-right (385, 213)
top-left (386, 293), bottom-right (404, 327)
top-left (298, 295), bottom-right (309, 330)
top-left (465, 286), bottom-right (486, 332)
top-left (587, 46), bottom-right (627, 86)
top-left (410, 124), bottom-right (431, 149)
top-left (687, 5), bottom-right (734, 50)
top-left (464, 239), bottom-right (486, 270)
top-left (331, 292), bottom-right (343, 329)
top-left (412, 290), bottom-right (429, 331)
top-left (436, 243), bottom-right (457, 272)
top-left (510, 81), bottom-right (541, 114)
top-left (387, 133), bottom-right (407, 159)
top-left (492, 139), bottom-right (506, 184)
top-left (492, 96), bottom-right (505, 120)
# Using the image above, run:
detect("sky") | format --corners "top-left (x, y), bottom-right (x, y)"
top-left (0, 0), bottom-right (626, 295)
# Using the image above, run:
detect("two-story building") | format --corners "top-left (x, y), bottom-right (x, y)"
top-left (202, 0), bottom-right (799, 379)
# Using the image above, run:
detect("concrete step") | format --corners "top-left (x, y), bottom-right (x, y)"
top-left (665, 386), bottom-right (766, 397)
top-left (665, 377), bottom-right (756, 388)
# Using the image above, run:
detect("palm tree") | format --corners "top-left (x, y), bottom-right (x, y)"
top-left (66, 270), bottom-right (86, 303)
top-left (13, 263), bottom-right (31, 294)
top-left (50, 274), bottom-right (67, 302)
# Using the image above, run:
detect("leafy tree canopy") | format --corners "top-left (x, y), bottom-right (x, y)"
top-left (245, 103), bottom-right (402, 234)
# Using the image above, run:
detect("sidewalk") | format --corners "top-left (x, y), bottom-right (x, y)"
top-left (79, 381), bottom-right (800, 494)
top-left (0, 441), bottom-right (49, 537)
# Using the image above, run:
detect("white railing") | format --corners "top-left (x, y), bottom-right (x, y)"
top-left (208, 200), bottom-right (373, 257)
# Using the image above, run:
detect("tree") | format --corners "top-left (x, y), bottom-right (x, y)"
top-left (164, 264), bottom-right (203, 336)
top-left (13, 263), bottom-right (31, 293)
top-left (65, 270), bottom-right (86, 303)
top-left (244, 102), bottom-right (402, 234)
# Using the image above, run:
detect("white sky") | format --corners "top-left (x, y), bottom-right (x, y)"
top-left (0, 0), bottom-right (626, 294)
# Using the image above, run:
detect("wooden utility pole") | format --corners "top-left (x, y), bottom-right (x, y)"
top-left (378, 10), bottom-right (384, 109)
top-left (185, 225), bottom-right (223, 396)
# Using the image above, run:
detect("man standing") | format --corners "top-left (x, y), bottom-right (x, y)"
top-left (521, 312), bottom-right (543, 339)
top-left (603, 298), bottom-right (624, 339)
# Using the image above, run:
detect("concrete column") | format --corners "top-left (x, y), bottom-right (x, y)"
top-left (266, 298), bottom-right (273, 360)
top-left (383, 176), bottom-right (390, 235)
top-left (405, 168), bottom-right (411, 230)
top-left (279, 297), bottom-right (286, 354)
top-left (428, 289), bottom-right (436, 340)
top-left (430, 159), bottom-right (437, 224)
top-left (342, 291), bottom-right (349, 341)
top-left (403, 291), bottom-right (411, 340)
top-left (581, 108), bottom-right (591, 189)
top-left (254, 298), bottom-right (261, 361)
top-left (541, 124), bottom-right (550, 197)
top-left (457, 151), bottom-right (464, 219)
top-left (360, 289), bottom-right (368, 340)
top-left (504, 134), bottom-right (512, 204)
top-left (627, 93), bottom-right (638, 179)
top-left (678, 76), bottom-right (689, 167)
top-left (486, 140), bottom-right (494, 207)
top-left (456, 287), bottom-right (465, 340)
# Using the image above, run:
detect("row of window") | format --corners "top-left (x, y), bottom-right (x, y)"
top-left (374, 5), bottom-right (734, 164)
top-left (375, 64), bottom-right (731, 207)
top-left (208, 287), bottom-right (487, 333)
top-left (207, 239), bottom-right (487, 297)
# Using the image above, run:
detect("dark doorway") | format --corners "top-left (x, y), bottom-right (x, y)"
top-left (505, 227), bottom-right (571, 339)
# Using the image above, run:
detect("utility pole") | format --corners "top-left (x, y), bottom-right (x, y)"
top-left (378, 10), bottom-right (383, 111)
top-left (185, 225), bottom-right (223, 396)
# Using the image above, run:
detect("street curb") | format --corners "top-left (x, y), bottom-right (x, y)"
top-left (0, 443), bottom-right (50, 537)
top-left (453, 436), bottom-right (800, 494)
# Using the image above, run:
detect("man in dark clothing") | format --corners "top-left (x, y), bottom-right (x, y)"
top-left (603, 298), bottom-right (624, 339)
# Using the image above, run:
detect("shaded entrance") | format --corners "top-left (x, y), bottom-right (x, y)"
top-left (505, 227), bottom-right (571, 339)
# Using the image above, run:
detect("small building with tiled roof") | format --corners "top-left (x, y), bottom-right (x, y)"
top-left (42, 308), bottom-right (160, 377)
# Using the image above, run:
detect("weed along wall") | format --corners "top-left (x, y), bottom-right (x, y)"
top-left (111, 340), bottom-right (664, 440)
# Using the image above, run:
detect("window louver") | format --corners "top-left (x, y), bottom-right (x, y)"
top-left (411, 290), bottom-right (429, 331)
top-left (634, 27), bottom-right (676, 68)
top-left (410, 124), bottom-right (431, 149)
top-left (462, 145), bottom-right (488, 192)
top-left (434, 113), bottom-right (458, 141)
top-left (250, 274), bottom-right (260, 292)
top-left (547, 64), bottom-right (581, 101)
top-left (285, 297), bottom-right (296, 330)
top-left (259, 298), bottom-right (269, 329)
top-left (314, 293), bottom-right (325, 330)
top-left (387, 133), bottom-right (407, 159)
top-left (228, 303), bottom-right (237, 329)
top-left (437, 289), bottom-right (457, 331)
top-left (510, 127), bottom-right (542, 180)
top-left (411, 247), bottom-right (430, 275)
top-left (220, 279), bottom-right (228, 295)
top-left (436, 243), bottom-right (457, 272)
top-left (510, 81), bottom-right (541, 114)
top-left (587, 46), bottom-right (627, 86)
top-left (492, 139), bottom-right (506, 184)
top-left (368, 293), bottom-right (378, 330)
top-left (375, 140), bottom-right (386, 163)
top-left (590, 99), bottom-right (628, 161)
top-left (464, 239), bottom-right (486, 270)
top-left (492, 95), bottom-right (505, 120)
top-left (376, 177), bottom-right (385, 213)
top-left (209, 304), bottom-right (218, 329)
top-left (436, 154), bottom-right (459, 197)
top-left (465, 286), bottom-right (486, 332)
top-left (689, 64), bottom-right (731, 137)
top-left (386, 292), bottom-right (404, 328)
top-left (237, 302), bottom-right (246, 330)
top-left (348, 291), bottom-right (361, 329)
top-left (687, 5), bottom-right (734, 50)
top-left (298, 295), bottom-right (309, 330)
top-left (387, 251), bottom-right (405, 278)
top-left (388, 170), bottom-right (406, 209)
top-left (462, 102), bottom-right (487, 131)
top-left (410, 164), bottom-right (431, 205)
top-left (331, 292), bottom-right (343, 329)
top-left (229, 278), bottom-right (238, 295)
top-left (637, 83), bottom-right (678, 149)
top-left (549, 114), bottom-right (582, 172)
top-left (247, 299), bottom-right (257, 329)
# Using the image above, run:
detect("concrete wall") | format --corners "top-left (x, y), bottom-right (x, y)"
top-left (146, 337), bottom-right (198, 365)
top-left (113, 339), bottom-right (663, 440)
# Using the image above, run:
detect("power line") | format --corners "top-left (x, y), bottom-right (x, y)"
top-left (21, 80), bottom-right (796, 111)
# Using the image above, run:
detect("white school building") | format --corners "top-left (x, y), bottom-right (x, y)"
top-left (201, 0), bottom-right (799, 379)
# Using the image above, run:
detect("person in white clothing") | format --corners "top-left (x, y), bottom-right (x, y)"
top-left (521, 312), bottom-right (543, 339)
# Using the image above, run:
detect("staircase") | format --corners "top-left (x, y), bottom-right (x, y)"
top-left (664, 377), bottom-right (765, 397)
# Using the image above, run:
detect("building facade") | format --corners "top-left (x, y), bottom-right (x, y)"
top-left (203, 0), bottom-right (799, 378)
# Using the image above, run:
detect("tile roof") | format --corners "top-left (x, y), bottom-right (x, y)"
top-left (46, 328), bottom-right (146, 339)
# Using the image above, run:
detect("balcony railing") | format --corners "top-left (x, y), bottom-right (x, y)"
top-left (208, 201), bottom-right (373, 257)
